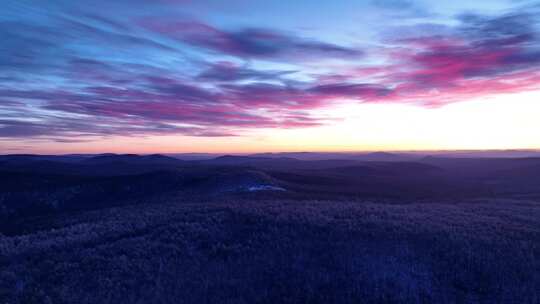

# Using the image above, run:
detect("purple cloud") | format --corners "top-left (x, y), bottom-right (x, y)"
top-left (140, 20), bottom-right (363, 60)
top-left (1, 2), bottom-right (540, 143)
top-left (197, 61), bottom-right (295, 82)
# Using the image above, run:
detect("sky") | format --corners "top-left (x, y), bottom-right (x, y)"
top-left (1, 0), bottom-right (540, 154)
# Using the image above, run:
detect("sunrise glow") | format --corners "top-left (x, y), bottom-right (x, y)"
top-left (1, 0), bottom-right (539, 153)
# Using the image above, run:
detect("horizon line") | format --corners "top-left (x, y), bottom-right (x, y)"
top-left (2, 148), bottom-right (540, 157)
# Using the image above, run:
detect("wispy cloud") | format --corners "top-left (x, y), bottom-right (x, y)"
top-left (139, 19), bottom-right (363, 60)
top-left (1, 1), bottom-right (539, 142)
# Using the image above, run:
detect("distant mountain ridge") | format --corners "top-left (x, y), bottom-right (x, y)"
top-left (250, 151), bottom-right (417, 162)
top-left (211, 155), bottom-right (298, 163)
top-left (84, 153), bottom-right (182, 165)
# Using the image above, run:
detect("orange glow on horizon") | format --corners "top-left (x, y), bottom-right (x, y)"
top-left (3, 91), bottom-right (540, 155)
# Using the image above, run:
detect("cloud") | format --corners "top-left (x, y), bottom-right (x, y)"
top-left (140, 20), bottom-right (363, 60)
top-left (1, 1), bottom-right (540, 142)
top-left (197, 61), bottom-right (295, 82)
top-left (309, 83), bottom-right (393, 100)
top-left (369, 0), bottom-right (432, 17)
top-left (371, 0), bottom-right (415, 10)
top-left (374, 10), bottom-right (540, 105)
top-left (0, 78), bottom-right (332, 140)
